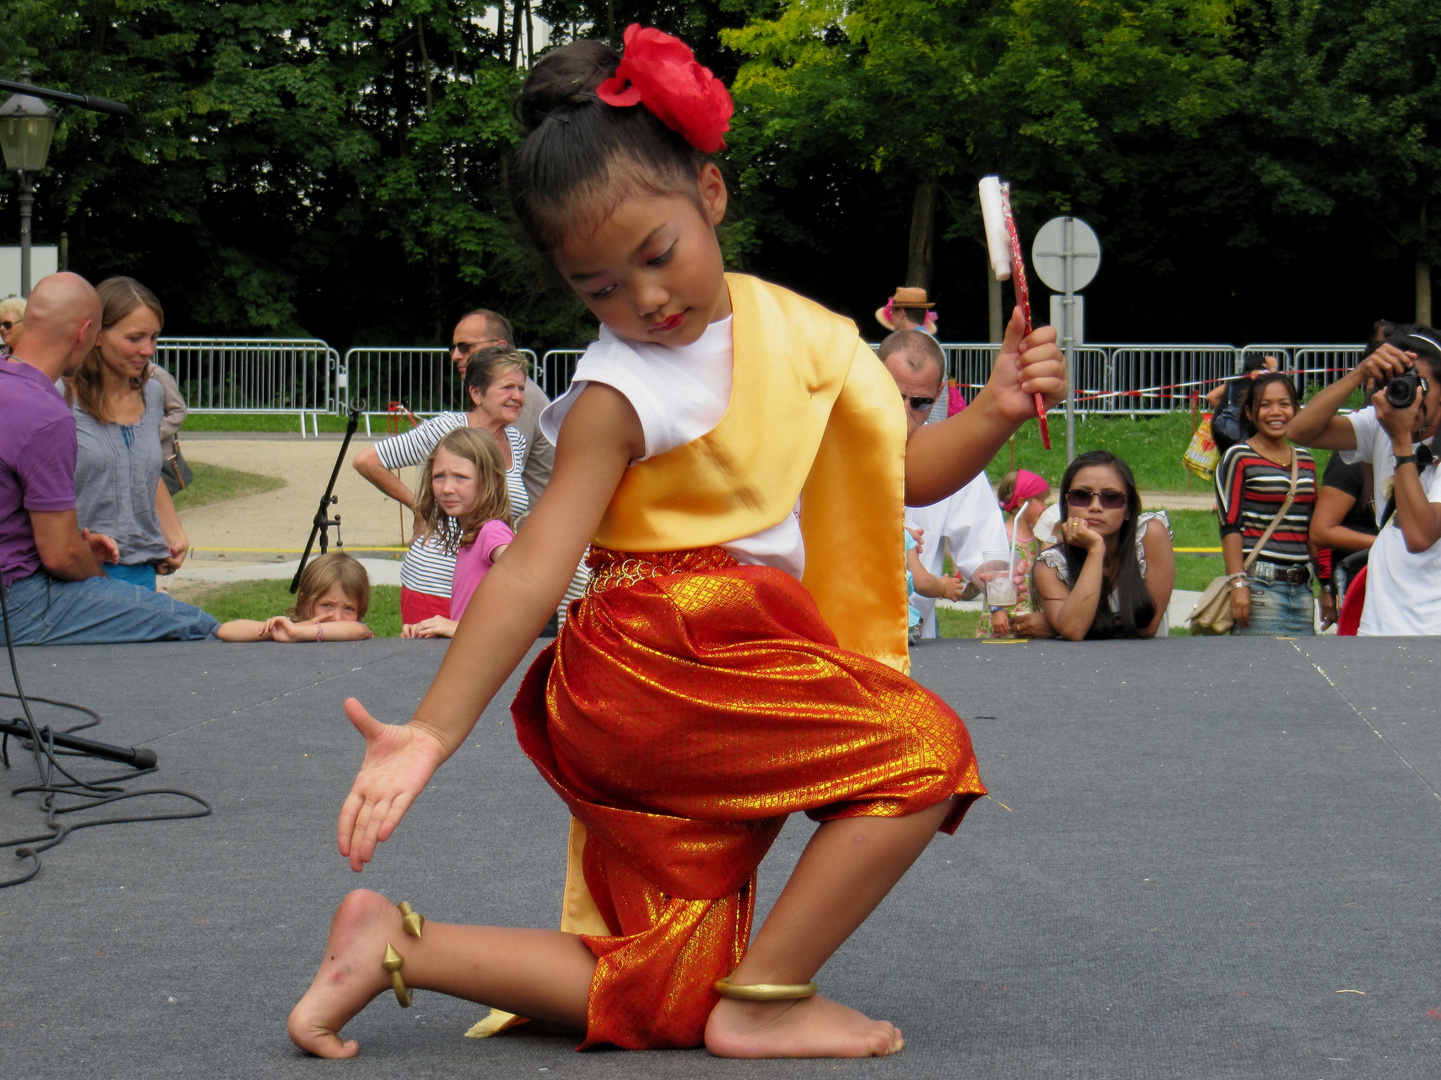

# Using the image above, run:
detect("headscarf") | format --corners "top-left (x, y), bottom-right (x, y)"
top-left (1002, 470), bottom-right (1049, 514)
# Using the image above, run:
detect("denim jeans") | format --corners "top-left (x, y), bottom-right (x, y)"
top-left (1234, 575), bottom-right (1315, 636)
top-left (0, 570), bottom-right (219, 645)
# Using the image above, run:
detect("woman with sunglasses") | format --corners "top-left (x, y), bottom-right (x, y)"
top-left (0, 295), bottom-right (24, 358)
top-left (1032, 451), bottom-right (1176, 639)
top-left (1215, 372), bottom-right (1320, 635)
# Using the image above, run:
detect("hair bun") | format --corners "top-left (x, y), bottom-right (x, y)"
top-left (516, 40), bottom-right (620, 133)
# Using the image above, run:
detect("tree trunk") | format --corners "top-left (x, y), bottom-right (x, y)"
top-left (906, 178), bottom-right (937, 291)
top-left (525, 0), bottom-right (535, 65)
top-left (1418, 201), bottom-right (1433, 327)
top-left (510, 0), bottom-right (521, 65)
top-left (416, 18), bottom-right (434, 120)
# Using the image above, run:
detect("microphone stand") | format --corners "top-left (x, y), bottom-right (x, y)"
top-left (291, 402), bottom-right (365, 593)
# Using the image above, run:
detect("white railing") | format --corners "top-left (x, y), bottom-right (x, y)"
top-left (154, 338), bottom-right (338, 437)
top-left (539, 349), bottom-right (585, 400)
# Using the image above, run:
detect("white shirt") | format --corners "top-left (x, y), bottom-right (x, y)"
top-left (541, 317), bottom-right (806, 579)
top-left (904, 474), bottom-right (1009, 638)
top-left (1338, 405), bottom-right (1422, 527)
top-left (1359, 460), bottom-right (1441, 635)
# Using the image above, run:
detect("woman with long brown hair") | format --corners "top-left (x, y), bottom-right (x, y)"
top-left (67, 277), bottom-right (189, 590)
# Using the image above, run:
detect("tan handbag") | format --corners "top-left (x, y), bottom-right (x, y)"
top-left (1189, 452), bottom-right (1299, 635)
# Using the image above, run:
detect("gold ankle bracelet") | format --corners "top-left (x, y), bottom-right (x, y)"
top-left (397, 900), bottom-right (425, 938)
top-left (713, 976), bottom-right (818, 1001)
top-left (383, 943), bottom-right (412, 1007)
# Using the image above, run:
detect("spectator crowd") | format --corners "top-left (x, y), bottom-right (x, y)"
top-left (1, 272), bottom-right (1436, 646)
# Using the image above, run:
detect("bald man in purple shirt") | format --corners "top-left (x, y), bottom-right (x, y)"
top-left (0, 273), bottom-right (218, 644)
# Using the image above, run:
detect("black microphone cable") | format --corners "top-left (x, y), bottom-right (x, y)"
top-left (0, 578), bottom-right (212, 888)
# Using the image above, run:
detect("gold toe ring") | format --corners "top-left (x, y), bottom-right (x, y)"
top-left (713, 975), bottom-right (818, 1001)
top-left (383, 943), bottom-right (412, 1007)
top-left (397, 900), bottom-right (425, 938)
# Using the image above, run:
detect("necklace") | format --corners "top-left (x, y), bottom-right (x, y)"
top-left (1247, 439), bottom-right (1292, 468)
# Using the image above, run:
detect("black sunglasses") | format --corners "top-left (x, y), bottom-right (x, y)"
top-left (0, 321), bottom-right (14, 331)
top-left (901, 391), bottom-right (937, 411)
top-left (1065, 487), bottom-right (1128, 510)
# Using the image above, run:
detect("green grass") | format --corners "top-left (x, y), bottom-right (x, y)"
top-left (183, 413), bottom-right (357, 433)
top-left (935, 608), bottom-right (984, 638)
top-left (171, 461), bottom-right (286, 510)
top-left (179, 579), bottom-right (403, 638)
top-left (984, 412), bottom-right (1336, 492)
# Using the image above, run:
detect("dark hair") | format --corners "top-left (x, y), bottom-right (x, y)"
top-left (462, 308), bottom-right (513, 346)
top-left (1241, 371), bottom-right (1299, 437)
top-left (1389, 327), bottom-right (1441, 379)
top-left (1051, 451), bottom-right (1154, 639)
top-left (463, 345), bottom-right (529, 408)
top-left (1240, 354), bottom-right (1274, 374)
top-left (508, 39), bottom-right (707, 253)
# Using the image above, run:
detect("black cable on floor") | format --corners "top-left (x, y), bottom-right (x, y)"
top-left (0, 581), bottom-right (212, 888)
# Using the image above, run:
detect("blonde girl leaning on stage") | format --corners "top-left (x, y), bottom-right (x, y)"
top-left (289, 27), bottom-right (1063, 1061)
top-left (217, 553), bottom-right (374, 642)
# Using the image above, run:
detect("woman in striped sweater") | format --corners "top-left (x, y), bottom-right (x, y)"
top-left (1215, 372), bottom-right (1323, 635)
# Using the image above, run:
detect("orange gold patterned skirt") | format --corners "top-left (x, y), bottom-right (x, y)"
top-left (511, 546), bottom-right (984, 1050)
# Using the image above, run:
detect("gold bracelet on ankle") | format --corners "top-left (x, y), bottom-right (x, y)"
top-left (397, 900), bottom-right (425, 938)
top-left (713, 975), bottom-right (818, 1001)
top-left (383, 943), bottom-right (412, 1008)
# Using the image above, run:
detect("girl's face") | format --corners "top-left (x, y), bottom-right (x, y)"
top-left (97, 305), bottom-right (161, 382)
top-left (470, 369), bottom-right (525, 426)
top-left (1065, 465), bottom-right (1129, 539)
top-left (1249, 381), bottom-right (1296, 439)
top-left (309, 583), bottom-right (362, 622)
top-left (551, 163), bottom-right (732, 347)
top-left (1020, 493), bottom-right (1049, 530)
top-left (431, 448), bottom-right (481, 518)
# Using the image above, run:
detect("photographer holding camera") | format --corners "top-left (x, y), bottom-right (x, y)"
top-left (1288, 327), bottom-right (1441, 634)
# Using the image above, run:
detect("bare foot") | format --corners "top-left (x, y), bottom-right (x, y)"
top-left (288, 889), bottom-right (402, 1058)
top-left (704, 994), bottom-right (904, 1058)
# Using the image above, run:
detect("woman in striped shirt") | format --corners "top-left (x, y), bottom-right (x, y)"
top-left (1215, 372), bottom-right (1322, 635)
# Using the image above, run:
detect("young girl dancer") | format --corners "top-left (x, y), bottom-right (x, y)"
top-left (289, 26), bottom-right (1062, 1060)
top-left (217, 553), bottom-right (374, 642)
top-left (401, 428), bottom-right (514, 639)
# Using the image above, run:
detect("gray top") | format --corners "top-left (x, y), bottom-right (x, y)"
top-left (73, 379), bottom-right (171, 566)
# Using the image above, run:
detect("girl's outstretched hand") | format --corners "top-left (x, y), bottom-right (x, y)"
top-left (987, 307), bottom-right (1065, 425)
top-left (337, 698), bottom-right (448, 872)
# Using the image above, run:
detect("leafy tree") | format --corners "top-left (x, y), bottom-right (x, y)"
top-left (724, 0), bottom-right (1242, 300)
top-left (1245, 0), bottom-right (1441, 324)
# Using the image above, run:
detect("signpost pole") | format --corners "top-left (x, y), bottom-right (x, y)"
top-left (1063, 217), bottom-right (1077, 462)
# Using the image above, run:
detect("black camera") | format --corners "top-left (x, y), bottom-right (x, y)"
top-left (1384, 371), bottom-right (1428, 409)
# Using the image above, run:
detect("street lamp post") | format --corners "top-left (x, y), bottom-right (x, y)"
top-left (0, 63), bottom-right (59, 298)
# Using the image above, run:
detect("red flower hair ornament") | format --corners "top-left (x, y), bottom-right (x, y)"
top-left (596, 24), bottom-right (734, 153)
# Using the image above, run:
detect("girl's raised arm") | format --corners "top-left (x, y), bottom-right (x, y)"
top-left (903, 309), bottom-right (1064, 507)
top-left (338, 383), bottom-right (644, 871)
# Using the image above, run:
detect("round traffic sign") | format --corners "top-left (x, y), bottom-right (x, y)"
top-left (1031, 217), bottom-right (1101, 292)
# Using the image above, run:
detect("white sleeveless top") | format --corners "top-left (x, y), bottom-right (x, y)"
top-left (540, 316), bottom-right (805, 579)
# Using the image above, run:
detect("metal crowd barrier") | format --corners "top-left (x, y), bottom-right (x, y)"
top-left (153, 338), bottom-right (339, 437)
top-left (337, 347), bottom-right (539, 435)
top-left (158, 338), bottom-right (1382, 430)
top-left (539, 349), bottom-right (586, 400)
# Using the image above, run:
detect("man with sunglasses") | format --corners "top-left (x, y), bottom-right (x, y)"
top-left (879, 330), bottom-right (1009, 638)
top-left (1288, 329), bottom-right (1441, 634)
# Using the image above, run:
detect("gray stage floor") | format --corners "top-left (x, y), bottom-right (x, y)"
top-left (2, 636), bottom-right (1439, 1079)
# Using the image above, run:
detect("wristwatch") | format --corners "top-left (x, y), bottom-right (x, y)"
top-left (1393, 453), bottom-right (1418, 468)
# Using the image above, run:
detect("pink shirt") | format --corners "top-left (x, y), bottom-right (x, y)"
top-left (449, 519), bottom-right (515, 621)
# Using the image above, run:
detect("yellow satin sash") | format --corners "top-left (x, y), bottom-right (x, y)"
top-left (595, 273), bottom-right (910, 669)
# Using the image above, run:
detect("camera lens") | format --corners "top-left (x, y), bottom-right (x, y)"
top-left (1386, 373), bottom-right (1422, 409)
